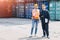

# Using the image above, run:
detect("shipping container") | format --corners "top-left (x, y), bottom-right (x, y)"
top-left (12, 0), bottom-right (17, 17)
top-left (49, 1), bottom-right (56, 20)
top-left (25, 3), bottom-right (34, 18)
top-left (49, 1), bottom-right (60, 20)
top-left (0, 0), bottom-right (13, 18)
top-left (25, 1), bottom-right (49, 19)
top-left (16, 3), bottom-right (24, 18)
top-left (56, 1), bottom-right (60, 20)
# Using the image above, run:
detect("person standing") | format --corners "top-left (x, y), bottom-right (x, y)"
top-left (40, 4), bottom-right (50, 38)
top-left (30, 3), bottom-right (40, 37)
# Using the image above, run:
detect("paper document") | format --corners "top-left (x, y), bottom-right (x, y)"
top-left (45, 18), bottom-right (48, 23)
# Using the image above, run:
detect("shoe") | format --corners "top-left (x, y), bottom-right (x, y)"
top-left (47, 36), bottom-right (50, 39)
top-left (42, 36), bottom-right (45, 38)
top-left (33, 34), bottom-right (37, 38)
top-left (34, 34), bottom-right (37, 37)
top-left (29, 36), bottom-right (32, 38)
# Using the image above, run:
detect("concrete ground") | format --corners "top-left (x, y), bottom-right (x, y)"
top-left (0, 18), bottom-right (60, 40)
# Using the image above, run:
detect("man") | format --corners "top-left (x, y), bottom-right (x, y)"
top-left (40, 4), bottom-right (50, 38)
top-left (30, 3), bottom-right (40, 37)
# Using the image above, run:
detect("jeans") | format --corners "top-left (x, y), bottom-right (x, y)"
top-left (31, 19), bottom-right (39, 35)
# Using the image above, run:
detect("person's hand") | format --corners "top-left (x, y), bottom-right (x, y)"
top-left (45, 18), bottom-right (48, 23)
top-left (31, 17), bottom-right (33, 19)
top-left (41, 16), bottom-right (44, 17)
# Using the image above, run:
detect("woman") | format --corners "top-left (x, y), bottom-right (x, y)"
top-left (30, 3), bottom-right (40, 37)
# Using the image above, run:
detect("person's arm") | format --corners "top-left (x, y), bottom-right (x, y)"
top-left (40, 11), bottom-right (42, 17)
top-left (40, 11), bottom-right (44, 18)
top-left (47, 11), bottom-right (50, 23)
top-left (45, 10), bottom-right (50, 23)
top-left (40, 11), bottom-right (41, 17)
top-left (32, 10), bottom-right (33, 19)
top-left (32, 9), bottom-right (35, 19)
top-left (38, 9), bottom-right (40, 17)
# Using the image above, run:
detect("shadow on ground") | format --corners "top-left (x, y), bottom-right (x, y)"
top-left (18, 37), bottom-right (44, 40)
top-left (0, 18), bottom-right (32, 25)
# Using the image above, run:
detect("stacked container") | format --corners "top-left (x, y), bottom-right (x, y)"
top-left (49, 1), bottom-right (56, 20)
top-left (56, 1), bottom-right (60, 20)
top-left (25, 3), bottom-right (34, 18)
top-left (16, 3), bottom-right (24, 18)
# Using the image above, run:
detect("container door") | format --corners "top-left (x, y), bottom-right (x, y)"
top-left (16, 3), bottom-right (24, 18)
top-left (49, 1), bottom-right (56, 20)
top-left (25, 3), bottom-right (34, 18)
top-left (56, 1), bottom-right (60, 20)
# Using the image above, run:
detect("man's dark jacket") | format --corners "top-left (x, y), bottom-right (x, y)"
top-left (40, 10), bottom-right (50, 24)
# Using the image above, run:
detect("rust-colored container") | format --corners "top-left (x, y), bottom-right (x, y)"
top-left (0, 0), bottom-right (14, 18)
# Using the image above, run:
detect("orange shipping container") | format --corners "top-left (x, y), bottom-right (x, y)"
top-left (0, 0), bottom-right (14, 18)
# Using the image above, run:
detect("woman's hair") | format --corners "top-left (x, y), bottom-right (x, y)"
top-left (34, 3), bottom-right (38, 6)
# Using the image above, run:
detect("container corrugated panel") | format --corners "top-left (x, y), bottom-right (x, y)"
top-left (49, 1), bottom-right (56, 20)
top-left (25, 3), bottom-right (33, 18)
top-left (43, 1), bottom-right (49, 10)
top-left (25, 1), bottom-right (49, 19)
top-left (56, 1), bottom-right (60, 20)
top-left (37, 2), bottom-right (42, 12)
top-left (0, 0), bottom-right (12, 18)
top-left (16, 3), bottom-right (24, 18)
top-left (37, 0), bottom-right (48, 1)
top-left (12, 0), bottom-right (17, 17)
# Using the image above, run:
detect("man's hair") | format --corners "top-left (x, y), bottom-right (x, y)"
top-left (42, 4), bottom-right (46, 6)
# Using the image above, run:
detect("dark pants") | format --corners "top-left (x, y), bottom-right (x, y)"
top-left (41, 22), bottom-right (49, 37)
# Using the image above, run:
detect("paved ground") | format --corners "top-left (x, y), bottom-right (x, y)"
top-left (0, 18), bottom-right (60, 40)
